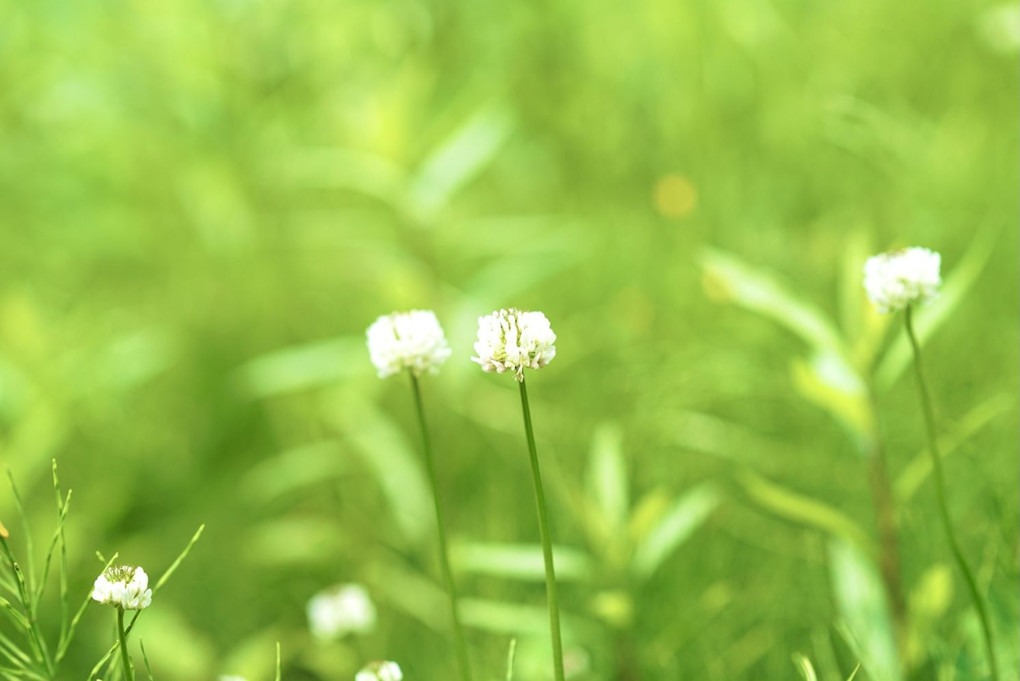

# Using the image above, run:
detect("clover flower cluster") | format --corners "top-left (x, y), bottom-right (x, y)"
top-left (863, 247), bottom-right (941, 313)
top-left (471, 308), bottom-right (557, 381)
top-left (366, 307), bottom-right (557, 381)
top-left (367, 310), bottom-right (452, 378)
top-left (307, 583), bottom-right (377, 641)
top-left (91, 565), bottom-right (152, 611)
top-left (356, 661), bottom-right (403, 681)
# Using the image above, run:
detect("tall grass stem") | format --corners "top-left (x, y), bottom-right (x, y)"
top-left (905, 306), bottom-right (999, 681)
top-left (518, 377), bottom-right (566, 681)
top-left (409, 373), bottom-right (473, 681)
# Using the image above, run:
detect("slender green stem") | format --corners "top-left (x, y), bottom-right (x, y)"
top-left (409, 373), bottom-right (473, 681)
top-left (905, 306), bottom-right (999, 681)
top-left (518, 377), bottom-right (566, 681)
top-left (117, 608), bottom-right (134, 681)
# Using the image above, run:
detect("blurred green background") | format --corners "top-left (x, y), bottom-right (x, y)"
top-left (0, 0), bottom-right (1017, 679)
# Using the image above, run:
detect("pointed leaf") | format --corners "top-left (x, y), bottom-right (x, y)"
top-left (700, 248), bottom-right (846, 356)
top-left (738, 473), bottom-right (875, 558)
top-left (829, 538), bottom-right (902, 681)
top-left (452, 542), bottom-right (596, 583)
top-left (631, 484), bottom-right (721, 579)
top-left (586, 423), bottom-right (629, 535)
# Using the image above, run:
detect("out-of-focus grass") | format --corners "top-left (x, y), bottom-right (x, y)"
top-left (0, 0), bottom-right (1016, 679)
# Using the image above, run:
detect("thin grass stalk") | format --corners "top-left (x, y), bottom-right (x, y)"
top-left (408, 373), bottom-right (473, 681)
top-left (905, 305), bottom-right (999, 681)
top-left (517, 377), bottom-right (565, 681)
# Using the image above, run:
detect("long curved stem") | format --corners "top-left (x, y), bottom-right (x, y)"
top-left (905, 306), bottom-right (999, 681)
top-left (518, 377), bottom-right (566, 681)
top-left (409, 373), bottom-right (473, 681)
top-left (117, 608), bottom-right (134, 681)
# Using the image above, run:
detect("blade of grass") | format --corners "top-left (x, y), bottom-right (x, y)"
top-left (139, 640), bottom-right (154, 681)
top-left (52, 461), bottom-right (70, 646)
top-left (154, 524), bottom-right (205, 595)
top-left (33, 489), bottom-right (71, 608)
top-left (4, 471), bottom-right (35, 600)
top-left (505, 639), bottom-right (517, 681)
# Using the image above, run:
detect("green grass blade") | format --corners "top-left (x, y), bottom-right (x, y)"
top-left (52, 461), bottom-right (70, 646)
top-left (505, 639), bottom-right (517, 681)
top-left (139, 640), bottom-right (155, 681)
top-left (699, 248), bottom-right (847, 356)
top-left (153, 524), bottom-right (205, 594)
top-left (829, 540), bottom-right (901, 681)
top-left (631, 484), bottom-right (722, 579)
top-left (737, 472), bottom-right (876, 559)
top-left (33, 488), bottom-right (71, 609)
top-left (792, 653), bottom-right (818, 681)
top-left (4, 471), bottom-right (35, 601)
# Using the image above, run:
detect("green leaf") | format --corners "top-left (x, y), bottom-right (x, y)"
top-left (459, 598), bottom-right (594, 640)
top-left (895, 393), bottom-right (1013, 503)
top-left (240, 441), bottom-right (347, 503)
top-left (791, 352), bottom-right (875, 450)
top-left (408, 104), bottom-right (514, 220)
top-left (699, 248), bottom-right (846, 356)
top-left (335, 402), bottom-right (432, 542)
top-left (236, 337), bottom-right (369, 398)
top-left (793, 653), bottom-right (819, 681)
top-left (585, 423), bottom-right (629, 537)
top-left (631, 484), bottom-right (721, 579)
top-left (505, 639), bottom-right (517, 681)
top-left (874, 224), bottom-right (1000, 389)
top-left (452, 542), bottom-right (596, 583)
top-left (737, 472), bottom-right (875, 558)
top-left (828, 538), bottom-right (902, 681)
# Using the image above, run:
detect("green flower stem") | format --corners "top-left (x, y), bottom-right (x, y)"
top-left (409, 373), bottom-right (473, 681)
top-left (905, 306), bottom-right (999, 681)
top-left (117, 608), bottom-right (134, 681)
top-left (518, 377), bottom-right (566, 681)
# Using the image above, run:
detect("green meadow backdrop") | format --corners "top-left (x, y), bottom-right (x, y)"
top-left (0, 0), bottom-right (1016, 679)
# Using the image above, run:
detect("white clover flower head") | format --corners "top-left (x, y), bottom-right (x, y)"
top-left (472, 308), bottom-right (557, 381)
top-left (355, 661), bottom-right (402, 681)
top-left (366, 310), bottom-right (451, 378)
top-left (307, 583), bottom-right (377, 641)
top-left (91, 565), bottom-right (152, 610)
top-left (863, 247), bottom-right (942, 314)
top-left (218, 676), bottom-right (248, 681)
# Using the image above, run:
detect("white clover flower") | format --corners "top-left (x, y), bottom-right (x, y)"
top-left (355, 661), bottom-right (402, 681)
top-left (863, 247), bottom-right (942, 314)
top-left (472, 308), bottom-right (556, 381)
top-left (307, 583), bottom-right (377, 640)
top-left (91, 565), bottom-right (152, 610)
top-left (366, 310), bottom-right (452, 378)
top-left (218, 676), bottom-right (248, 681)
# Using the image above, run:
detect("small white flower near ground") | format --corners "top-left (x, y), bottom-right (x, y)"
top-left (356, 660), bottom-right (403, 681)
top-left (472, 308), bottom-right (557, 381)
top-left (218, 676), bottom-right (248, 681)
top-left (307, 583), bottom-right (377, 640)
top-left (91, 565), bottom-right (152, 610)
top-left (863, 247), bottom-right (941, 313)
top-left (366, 310), bottom-right (452, 378)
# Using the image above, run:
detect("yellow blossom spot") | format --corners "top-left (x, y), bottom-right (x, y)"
top-left (653, 174), bottom-right (698, 219)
